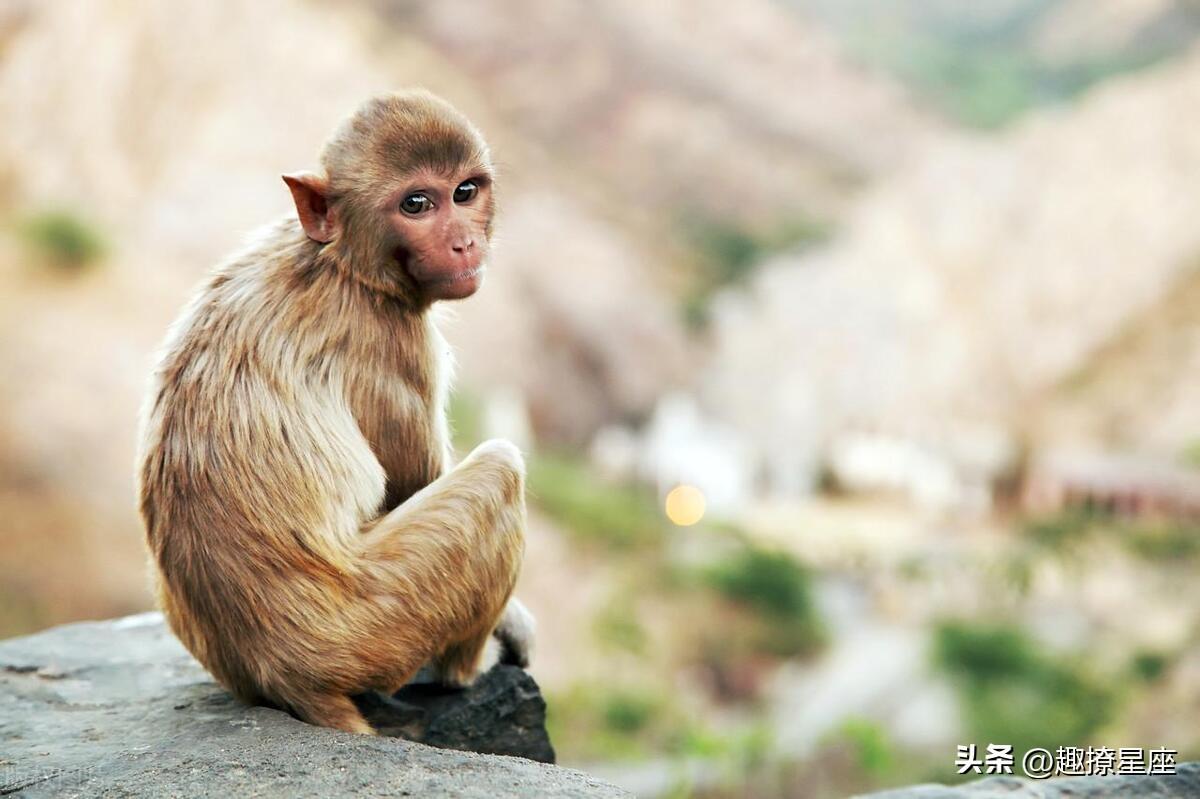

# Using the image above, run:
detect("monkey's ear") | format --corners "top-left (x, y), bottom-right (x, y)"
top-left (282, 172), bottom-right (337, 244)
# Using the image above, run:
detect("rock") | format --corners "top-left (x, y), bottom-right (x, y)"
top-left (0, 613), bottom-right (626, 798)
top-left (857, 763), bottom-right (1200, 798)
top-left (355, 666), bottom-right (555, 763)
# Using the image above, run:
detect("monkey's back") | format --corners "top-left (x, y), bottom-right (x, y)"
top-left (136, 225), bottom-right (400, 698)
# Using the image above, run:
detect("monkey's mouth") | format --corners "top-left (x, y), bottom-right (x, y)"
top-left (394, 248), bottom-right (483, 283)
top-left (428, 265), bottom-right (483, 284)
top-left (427, 265), bottom-right (485, 299)
top-left (395, 248), bottom-right (485, 298)
top-left (427, 264), bottom-right (484, 300)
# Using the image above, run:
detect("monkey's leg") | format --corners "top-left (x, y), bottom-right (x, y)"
top-left (432, 627), bottom-right (498, 688)
top-left (358, 439), bottom-right (526, 694)
top-left (432, 595), bottom-right (534, 686)
top-left (277, 442), bottom-right (524, 734)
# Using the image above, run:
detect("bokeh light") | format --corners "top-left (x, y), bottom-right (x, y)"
top-left (664, 484), bottom-right (706, 526)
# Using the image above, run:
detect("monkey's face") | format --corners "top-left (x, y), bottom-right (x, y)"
top-left (387, 169), bottom-right (494, 302)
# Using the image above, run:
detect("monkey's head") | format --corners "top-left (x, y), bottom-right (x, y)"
top-left (283, 90), bottom-right (496, 305)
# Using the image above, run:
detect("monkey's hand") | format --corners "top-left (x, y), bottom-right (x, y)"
top-left (494, 596), bottom-right (536, 669)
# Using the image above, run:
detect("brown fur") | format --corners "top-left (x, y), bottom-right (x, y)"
top-left (137, 91), bottom-right (528, 735)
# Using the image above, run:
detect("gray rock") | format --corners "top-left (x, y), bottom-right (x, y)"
top-left (0, 613), bottom-right (627, 798)
top-left (856, 763), bottom-right (1200, 798)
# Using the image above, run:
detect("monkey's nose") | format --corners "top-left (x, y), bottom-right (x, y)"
top-left (451, 238), bottom-right (475, 254)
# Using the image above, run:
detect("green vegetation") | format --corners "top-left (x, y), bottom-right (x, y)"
top-left (546, 684), bottom-right (673, 760)
top-left (933, 620), bottom-right (1118, 762)
top-left (547, 681), bottom-right (773, 767)
top-left (893, 42), bottom-right (1035, 129)
top-left (809, 0), bottom-right (1198, 128)
top-left (592, 595), bottom-right (648, 655)
top-left (701, 545), bottom-right (825, 657)
top-left (527, 452), bottom-right (665, 549)
top-left (680, 214), bottom-right (829, 329)
top-left (1129, 649), bottom-right (1171, 684)
top-left (1124, 521), bottom-right (1200, 562)
top-left (528, 451), bottom-right (827, 671)
top-left (18, 209), bottom-right (107, 270)
top-left (1023, 507), bottom-right (1095, 551)
top-left (828, 718), bottom-right (895, 776)
top-left (687, 216), bottom-right (828, 288)
top-left (863, 39), bottom-right (1169, 129)
top-left (602, 689), bottom-right (659, 734)
top-left (1024, 509), bottom-right (1200, 564)
top-left (1182, 440), bottom-right (1200, 469)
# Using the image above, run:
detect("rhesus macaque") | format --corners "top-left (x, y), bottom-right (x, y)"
top-left (137, 91), bottom-right (534, 735)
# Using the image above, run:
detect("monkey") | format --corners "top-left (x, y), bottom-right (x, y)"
top-left (136, 90), bottom-right (535, 735)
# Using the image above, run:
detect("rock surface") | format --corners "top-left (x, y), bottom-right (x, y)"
top-left (0, 613), bottom-right (626, 798)
top-left (857, 763), bottom-right (1200, 798)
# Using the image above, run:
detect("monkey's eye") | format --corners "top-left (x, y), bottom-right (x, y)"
top-left (453, 181), bottom-right (478, 204)
top-left (400, 193), bottom-right (433, 215)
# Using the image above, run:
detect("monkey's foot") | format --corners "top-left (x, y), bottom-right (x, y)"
top-left (493, 597), bottom-right (536, 669)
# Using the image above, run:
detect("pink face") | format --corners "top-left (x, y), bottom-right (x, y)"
top-left (387, 169), bottom-right (494, 302)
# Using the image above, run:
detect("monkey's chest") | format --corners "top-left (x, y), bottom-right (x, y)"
top-left (350, 381), bottom-right (444, 513)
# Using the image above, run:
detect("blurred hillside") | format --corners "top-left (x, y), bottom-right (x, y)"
top-left (787, 0), bottom-right (1200, 127)
top-left (706, 45), bottom-right (1200, 487)
top-left (1039, 264), bottom-right (1200, 459)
